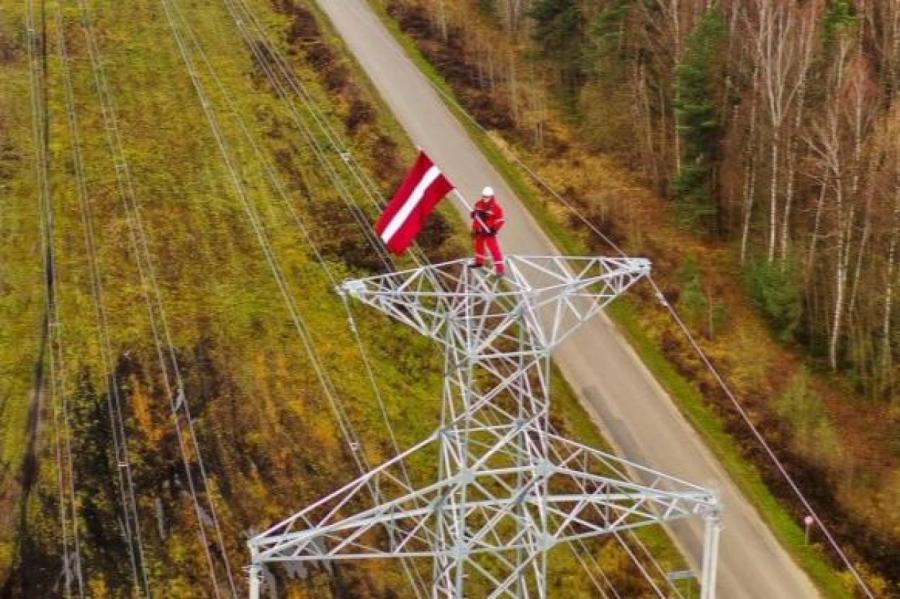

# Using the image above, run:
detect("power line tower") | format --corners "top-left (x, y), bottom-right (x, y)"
top-left (248, 255), bottom-right (720, 598)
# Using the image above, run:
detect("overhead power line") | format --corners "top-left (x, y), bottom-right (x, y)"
top-left (25, 1), bottom-right (86, 596)
top-left (208, 3), bottom-right (661, 593)
top-left (69, 3), bottom-right (239, 594)
top-left (54, 5), bottom-right (147, 592)
top-left (154, 1), bottom-right (431, 593)
top-left (389, 21), bottom-right (874, 596)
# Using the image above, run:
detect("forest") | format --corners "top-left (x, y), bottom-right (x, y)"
top-left (0, 0), bottom-right (691, 596)
top-left (403, 0), bottom-right (900, 393)
top-left (378, 0), bottom-right (900, 595)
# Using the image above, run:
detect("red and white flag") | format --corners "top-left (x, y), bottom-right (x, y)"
top-left (375, 151), bottom-right (454, 255)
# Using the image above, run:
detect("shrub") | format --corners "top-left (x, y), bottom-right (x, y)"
top-left (676, 258), bottom-right (708, 331)
top-left (774, 370), bottom-right (840, 469)
top-left (744, 259), bottom-right (801, 342)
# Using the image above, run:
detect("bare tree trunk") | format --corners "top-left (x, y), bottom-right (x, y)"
top-left (767, 129), bottom-right (780, 262)
top-left (508, 50), bottom-right (519, 125)
top-left (476, 45), bottom-right (485, 89)
top-left (780, 147), bottom-right (796, 266)
top-left (672, 0), bottom-right (682, 177)
top-left (657, 82), bottom-right (670, 190)
top-left (830, 182), bottom-right (853, 370)
top-left (636, 63), bottom-right (660, 191)
top-left (503, 0), bottom-right (526, 32)
top-left (830, 249), bottom-right (847, 370)
top-left (740, 64), bottom-right (760, 266)
top-left (750, 0), bottom-right (816, 263)
top-left (882, 192), bottom-right (900, 393)
top-left (847, 194), bottom-right (872, 322)
top-left (487, 48), bottom-right (496, 94)
top-left (805, 174), bottom-right (828, 281)
top-left (840, 48), bottom-right (877, 369)
top-left (779, 21), bottom-right (814, 266)
top-left (891, 2), bottom-right (900, 98)
top-left (529, 64), bottom-right (544, 146)
top-left (438, 0), bottom-right (448, 42)
top-left (883, 264), bottom-right (896, 393)
top-left (740, 154), bottom-right (757, 266)
top-left (722, 0), bottom-right (741, 116)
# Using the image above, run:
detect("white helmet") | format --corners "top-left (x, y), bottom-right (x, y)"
top-left (481, 186), bottom-right (495, 198)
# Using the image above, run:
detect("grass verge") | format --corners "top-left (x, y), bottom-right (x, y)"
top-left (367, 3), bottom-right (852, 596)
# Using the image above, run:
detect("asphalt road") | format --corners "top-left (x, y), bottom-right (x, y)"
top-left (316, 1), bottom-right (821, 597)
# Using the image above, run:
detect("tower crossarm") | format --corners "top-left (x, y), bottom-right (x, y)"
top-left (248, 420), bottom-right (716, 566)
top-left (248, 432), bottom-right (438, 559)
top-left (250, 254), bottom-right (722, 599)
top-left (247, 460), bottom-right (713, 564)
top-left (338, 256), bottom-right (651, 351)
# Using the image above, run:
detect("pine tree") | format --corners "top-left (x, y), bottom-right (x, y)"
top-left (823, 0), bottom-right (857, 51)
top-left (529, 0), bottom-right (586, 99)
top-left (673, 6), bottom-right (726, 232)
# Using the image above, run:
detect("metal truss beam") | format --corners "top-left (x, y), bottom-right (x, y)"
top-left (249, 256), bottom-right (720, 598)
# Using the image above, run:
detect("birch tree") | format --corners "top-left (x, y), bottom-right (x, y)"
top-left (748, 0), bottom-right (817, 263)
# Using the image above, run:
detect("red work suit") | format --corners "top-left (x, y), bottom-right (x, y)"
top-left (471, 196), bottom-right (505, 274)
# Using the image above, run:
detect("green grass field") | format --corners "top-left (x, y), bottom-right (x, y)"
top-left (0, 0), bottom-right (693, 595)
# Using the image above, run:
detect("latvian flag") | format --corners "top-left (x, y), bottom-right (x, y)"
top-left (376, 151), bottom-right (454, 255)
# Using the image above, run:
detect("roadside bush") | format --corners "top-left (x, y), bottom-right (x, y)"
top-left (676, 257), bottom-right (727, 338)
top-left (677, 258), bottom-right (708, 329)
top-left (774, 370), bottom-right (840, 471)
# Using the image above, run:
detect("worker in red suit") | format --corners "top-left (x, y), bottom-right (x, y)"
top-left (469, 186), bottom-right (505, 275)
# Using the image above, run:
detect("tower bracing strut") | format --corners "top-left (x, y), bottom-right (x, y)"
top-left (248, 255), bottom-right (720, 598)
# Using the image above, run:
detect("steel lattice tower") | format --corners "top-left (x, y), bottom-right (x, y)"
top-left (248, 256), bottom-right (721, 598)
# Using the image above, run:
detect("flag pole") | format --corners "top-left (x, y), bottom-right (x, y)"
top-left (451, 188), bottom-right (472, 211)
top-left (451, 188), bottom-right (491, 234)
